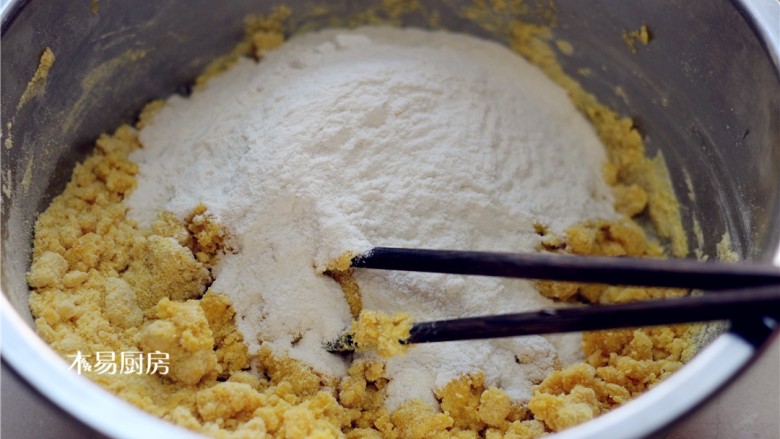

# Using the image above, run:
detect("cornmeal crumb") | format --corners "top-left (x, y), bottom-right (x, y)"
top-left (351, 311), bottom-right (413, 358)
top-left (613, 184), bottom-right (648, 217)
top-left (528, 324), bottom-right (698, 431)
top-left (478, 387), bottom-right (512, 428)
top-left (27, 251), bottom-right (68, 289)
top-left (124, 235), bottom-right (211, 310)
top-left (535, 219), bottom-right (685, 305)
top-left (623, 24), bottom-right (651, 54)
top-left (140, 298), bottom-right (219, 385)
top-left (183, 203), bottom-right (233, 267)
top-left (136, 99), bottom-right (165, 129)
top-left (17, 47), bottom-right (55, 110)
top-left (104, 277), bottom-right (143, 329)
top-left (330, 268), bottom-right (363, 318)
top-left (437, 372), bottom-right (485, 431)
top-left (323, 252), bottom-right (364, 317)
top-left (200, 291), bottom-right (250, 377)
top-left (252, 31), bottom-right (285, 59)
top-left (323, 251), bottom-right (359, 273)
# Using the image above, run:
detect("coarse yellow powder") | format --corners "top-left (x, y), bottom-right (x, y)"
top-left (323, 251), bottom-right (363, 318)
top-left (350, 311), bottom-right (413, 358)
top-left (623, 24), bottom-right (651, 54)
top-left (17, 47), bottom-right (55, 110)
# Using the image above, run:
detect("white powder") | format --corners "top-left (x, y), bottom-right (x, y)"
top-left (126, 27), bottom-right (618, 410)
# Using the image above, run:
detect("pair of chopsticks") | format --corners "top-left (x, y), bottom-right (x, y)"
top-left (325, 247), bottom-right (780, 353)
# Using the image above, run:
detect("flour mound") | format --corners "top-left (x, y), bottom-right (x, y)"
top-left (127, 27), bottom-right (616, 409)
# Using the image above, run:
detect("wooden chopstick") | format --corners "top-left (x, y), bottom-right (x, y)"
top-left (351, 247), bottom-right (780, 290)
top-left (323, 247), bottom-right (780, 353)
top-left (405, 284), bottom-right (780, 344)
top-left (324, 284), bottom-right (780, 353)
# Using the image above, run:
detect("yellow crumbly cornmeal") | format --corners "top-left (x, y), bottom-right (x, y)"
top-left (17, 47), bottom-right (55, 111)
top-left (323, 251), bottom-right (363, 318)
top-left (350, 311), bottom-right (413, 358)
top-left (27, 3), bottom-right (702, 438)
top-left (623, 24), bottom-right (651, 54)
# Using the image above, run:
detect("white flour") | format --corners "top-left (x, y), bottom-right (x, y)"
top-left (126, 27), bottom-right (618, 410)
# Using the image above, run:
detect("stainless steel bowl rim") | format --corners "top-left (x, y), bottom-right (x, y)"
top-left (1, 1), bottom-right (778, 438)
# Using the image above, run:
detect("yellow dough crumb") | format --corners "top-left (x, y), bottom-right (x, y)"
top-left (195, 6), bottom-right (290, 87)
top-left (613, 184), bottom-right (648, 217)
top-left (623, 24), bottom-right (651, 53)
top-left (535, 219), bottom-right (686, 304)
top-left (323, 251), bottom-right (363, 317)
top-left (252, 30), bottom-right (286, 59)
top-left (351, 311), bottom-right (413, 358)
top-left (135, 99), bottom-right (165, 129)
top-left (328, 268), bottom-right (363, 318)
top-left (555, 40), bottom-right (574, 56)
top-left (717, 232), bottom-right (740, 262)
top-left (139, 298), bottom-right (219, 385)
top-left (27, 251), bottom-right (69, 289)
top-left (529, 324), bottom-right (698, 431)
top-left (123, 234), bottom-right (211, 310)
top-left (200, 291), bottom-right (251, 377)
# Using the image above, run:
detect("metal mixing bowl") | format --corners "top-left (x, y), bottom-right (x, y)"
top-left (2, 1), bottom-right (778, 438)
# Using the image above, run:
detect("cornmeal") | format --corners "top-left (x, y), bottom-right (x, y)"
top-left (27, 3), bottom-right (702, 438)
top-left (17, 47), bottom-right (55, 111)
top-left (350, 311), bottom-right (413, 358)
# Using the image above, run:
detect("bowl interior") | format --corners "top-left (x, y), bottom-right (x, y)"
top-left (2, 0), bottom-right (778, 437)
